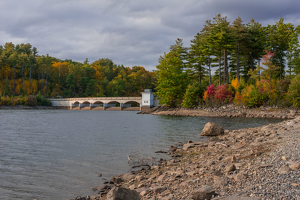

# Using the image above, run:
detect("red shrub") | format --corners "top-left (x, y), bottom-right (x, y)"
top-left (214, 85), bottom-right (233, 103)
top-left (206, 85), bottom-right (215, 97)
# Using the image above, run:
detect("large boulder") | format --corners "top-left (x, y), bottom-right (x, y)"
top-left (201, 122), bottom-right (224, 136)
top-left (106, 187), bottom-right (140, 200)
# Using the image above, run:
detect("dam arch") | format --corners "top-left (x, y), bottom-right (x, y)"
top-left (49, 89), bottom-right (159, 111)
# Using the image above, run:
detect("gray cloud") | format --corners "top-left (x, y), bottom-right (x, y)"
top-left (0, 0), bottom-right (299, 71)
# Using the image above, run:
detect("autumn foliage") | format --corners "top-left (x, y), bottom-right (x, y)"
top-left (0, 42), bottom-right (157, 102)
top-left (203, 84), bottom-right (233, 105)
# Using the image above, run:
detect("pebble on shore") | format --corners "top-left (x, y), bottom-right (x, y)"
top-left (72, 108), bottom-right (300, 200)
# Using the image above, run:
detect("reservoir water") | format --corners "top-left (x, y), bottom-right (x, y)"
top-left (0, 110), bottom-right (283, 200)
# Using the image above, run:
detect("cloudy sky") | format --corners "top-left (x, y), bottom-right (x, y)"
top-left (1, 0), bottom-right (299, 71)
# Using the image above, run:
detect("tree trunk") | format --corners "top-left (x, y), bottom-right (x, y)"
top-left (219, 50), bottom-right (221, 86)
top-left (237, 42), bottom-right (240, 82)
top-left (280, 53), bottom-right (282, 80)
top-left (224, 50), bottom-right (228, 84)
top-left (250, 53), bottom-right (254, 71)
top-left (13, 65), bottom-right (16, 95)
top-left (208, 56), bottom-right (211, 85)
top-left (199, 71), bottom-right (201, 84)
top-left (289, 57), bottom-right (292, 76)
top-left (226, 50), bottom-right (228, 84)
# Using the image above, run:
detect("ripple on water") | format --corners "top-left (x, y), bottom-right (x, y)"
top-left (0, 110), bottom-right (283, 199)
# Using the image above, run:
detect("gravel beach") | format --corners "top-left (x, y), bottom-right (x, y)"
top-left (71, 108), bottom-right (300, 200)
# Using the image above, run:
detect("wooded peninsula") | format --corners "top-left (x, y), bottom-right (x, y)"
top-left (156, 15), bottom-right (300, 108)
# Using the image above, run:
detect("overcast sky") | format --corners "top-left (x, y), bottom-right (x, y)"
top-left (0, 0), bottom-right (299, 71)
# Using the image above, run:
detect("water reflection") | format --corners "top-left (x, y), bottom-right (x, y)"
top-left (0, 110), bottom-right (283, 200)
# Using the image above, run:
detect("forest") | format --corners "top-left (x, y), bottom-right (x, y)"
top-left (1, 14), bottom-right (300, 108)
top-left (0, 43), bottom-right (156, 106)
top-left (156, 15), bottom-right (300, 108)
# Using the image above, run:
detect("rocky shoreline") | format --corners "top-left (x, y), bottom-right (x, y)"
top-left (69, 107), bottom-right (300, 200)
top-left (138, 105), bottom-right (298, 119)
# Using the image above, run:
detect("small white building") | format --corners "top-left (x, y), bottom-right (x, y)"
top-left (141, 89), bottom-right (159, 108)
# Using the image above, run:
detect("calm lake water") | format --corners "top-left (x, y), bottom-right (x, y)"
top-left (0, 110), bottom-right (283, 200)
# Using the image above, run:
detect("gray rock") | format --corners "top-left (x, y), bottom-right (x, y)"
top-left (97, 184), bottom-right (112, 191)
top-left (192, 185), bottom-right (216, 200)
top-left (212, 196), bottom-right (259, 200)
top-left (134, 175), bottom-right (144, 181)
top-left (201, 122), bottom-right (224, 136)
top-left (122, 173), bottom-right (135, 182)
top-left (111, 176), bottom-right (123, 184)
top-left (135, 187), bottom-right (149, 194)
top-left (106, 187), bottom-right (140, 200)
top-left (157, 174), bottom-right (167, 182)
top-left (234, 172), bottom-right (247, 181)
top-left (174, 142), bottom-right (183, 147)
top-left (153, 186), bottom-right (167, 194)
top-left (236, 132), bottom-right (248, 139)
top-left (278, 165), bottom-right (291, 174)
top-left (207, 160), bottom-right (215, 166)
top-left (161, 194), bottom-right (174, 200)
top-left (214, 179), bottom-right (228, 188)
top-left (289, 161), bottom-right (300, 170)
top-left (182, 143), bottom-right (196, 151)
top-left (225, 164), bottom-right (236, 172)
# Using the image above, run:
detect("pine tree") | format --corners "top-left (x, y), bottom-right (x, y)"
top-left (156, 40), bottom-right (189, 107)
top-left (232, 17), bottom-right (248, 82)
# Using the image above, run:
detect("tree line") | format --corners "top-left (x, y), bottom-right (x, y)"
top-left (0, 43), bottom-right (156, 98)
top-left (156, 15), bottom-right (300, 107)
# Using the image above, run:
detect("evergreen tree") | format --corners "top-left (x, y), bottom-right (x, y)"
top-left (207, 14), bottom-right (233, 85)
top-left (232, 17), bottom-right (248, 82)
top-left (266, 18), bottom-right (297, 79)
top-left (156, 41), bottom-right (189, 107)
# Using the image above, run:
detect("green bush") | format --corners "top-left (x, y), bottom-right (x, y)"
top-left (247, 86), bottom-right (268, 107)
top-left (182, 82), bottom-right (205, 108)
top-left (36, 94), bottom-right (43, 104)
top-left (1, 96), bottom-right (11, 106)
top-left (287, 75), bottom-right (300, 107)
top-left (28, 95), bottom-right (37, 106)
top-left (36, 94), bottom-right (51, 106)
top-left (237, 77), bottom-right (246, 94)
